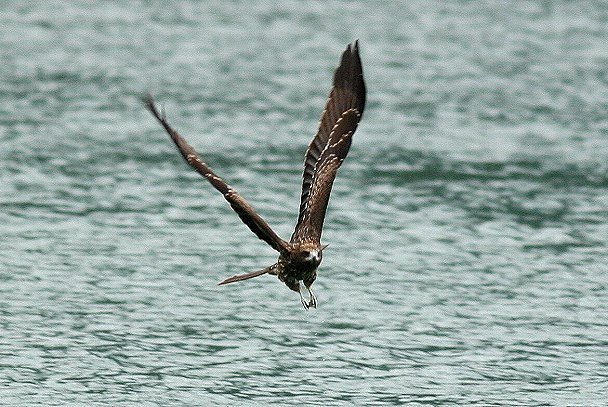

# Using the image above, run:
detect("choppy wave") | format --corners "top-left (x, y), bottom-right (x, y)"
top-left (2, 1), bottom-right (608, 405)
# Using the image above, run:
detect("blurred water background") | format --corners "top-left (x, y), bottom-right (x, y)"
top-left (1, 1), bottom-right (608, 405)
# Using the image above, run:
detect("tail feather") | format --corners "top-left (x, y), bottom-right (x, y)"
top-left (218, 264), bottom-right (277, 285)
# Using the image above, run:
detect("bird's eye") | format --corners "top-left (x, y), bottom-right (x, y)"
top-left (302, 251), bottom-right (310, 257)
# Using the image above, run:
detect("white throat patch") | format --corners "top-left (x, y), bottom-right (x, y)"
top-left (305, 250), bottom-right (320, 262)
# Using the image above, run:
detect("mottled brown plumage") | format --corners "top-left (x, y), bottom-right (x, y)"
top-left (144, 41), bottom-right (366, 308)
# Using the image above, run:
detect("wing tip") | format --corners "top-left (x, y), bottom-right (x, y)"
top-left (142, 93), bottom-right (166, 122)
top-left (352, 39), bottom-right (360, 54)
top-left (142, 92), bottom-right (154, 106)
top-left (333, 41), bottom-right (365, 103)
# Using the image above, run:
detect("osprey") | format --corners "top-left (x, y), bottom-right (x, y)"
top-left (145, 41), bottom-right (366, 309)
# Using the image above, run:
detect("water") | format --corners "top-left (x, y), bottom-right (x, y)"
top-left (1, 1), bottom-right (608, 405)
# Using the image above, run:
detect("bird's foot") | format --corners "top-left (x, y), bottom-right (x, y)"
top-left (298, 281), bottom-right (317, 310)
top-left (307, 287), bottom-right (317, 309)
top-left (298, 282), bottom-right (310, 309)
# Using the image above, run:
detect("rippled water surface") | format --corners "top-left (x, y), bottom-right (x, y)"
top-left (2, 1), bottom-right (608, 405)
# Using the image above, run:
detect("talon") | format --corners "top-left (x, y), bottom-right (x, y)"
top-left (298, 281), bottom-right (309, 309)
top-left (298, 281), bottom-right (314, 310)
top-left (308, 288), bottom-right (317, 309)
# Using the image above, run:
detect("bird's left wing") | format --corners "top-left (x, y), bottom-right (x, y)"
top-left (291, 41), bottom-right (366, 244)
top-left (290, 109), bottom-right (361, 243)
top-left (144, 96), bottom-right (290, 254)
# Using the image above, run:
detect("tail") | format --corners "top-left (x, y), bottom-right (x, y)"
top-left (218, 263), bottom-right (278, 285)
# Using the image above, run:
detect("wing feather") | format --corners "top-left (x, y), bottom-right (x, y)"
top-left (291, 108), bottom-right (361, 243)
top-left (144, 96), bottom-right (290, 253)
top-left (291, 41), bottom-right (366, 243)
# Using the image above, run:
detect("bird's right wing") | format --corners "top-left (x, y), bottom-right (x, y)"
top-left (144, 96), bottom-right (290, 254)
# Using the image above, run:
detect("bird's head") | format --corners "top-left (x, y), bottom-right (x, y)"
top-left (301, 249), bottom-right (321, 264)
top-left (298, 244), bottom-right (328, 267)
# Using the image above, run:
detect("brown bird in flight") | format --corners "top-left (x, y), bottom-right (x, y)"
top-left (144, 41), bottom-right (366, 308)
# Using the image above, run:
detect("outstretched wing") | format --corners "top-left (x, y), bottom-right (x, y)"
top-left (144, 96), bottom-right (290, 253)
top-left (291, 41), bottom-right (366, 243)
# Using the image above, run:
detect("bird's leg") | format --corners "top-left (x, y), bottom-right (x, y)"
top-left (307, 286), bottom-right (317, 309)
top-left (298, 281), bottom-right (310, 310)
top-left (297, 281), bottom-right (317, 309)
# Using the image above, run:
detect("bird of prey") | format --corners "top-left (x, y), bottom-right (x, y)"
top-left (144, 41), bottom-right (366, 309)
